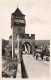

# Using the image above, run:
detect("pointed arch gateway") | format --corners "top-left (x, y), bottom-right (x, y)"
top-left (22, 42), bottom-right (32, 54)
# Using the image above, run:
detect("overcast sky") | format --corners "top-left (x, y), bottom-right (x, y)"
top-left (0, 0), bottom-right (51, 40)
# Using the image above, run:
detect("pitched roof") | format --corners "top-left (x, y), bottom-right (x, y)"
top-left (12, 7), bottom-right (25, 16)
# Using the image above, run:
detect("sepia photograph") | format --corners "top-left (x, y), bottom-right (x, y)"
top-left (0, 0), bottom-right (51, 79)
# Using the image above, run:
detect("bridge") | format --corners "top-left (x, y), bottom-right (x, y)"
top-left (16, 35), bottom-right (50, 78)
top-left (16, 54), bottom-right (50, 78)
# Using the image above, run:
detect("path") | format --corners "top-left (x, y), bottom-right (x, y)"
top-left (22, 54), bottom-right (50, 78)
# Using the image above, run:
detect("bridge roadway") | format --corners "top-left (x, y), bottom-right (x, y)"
top-left (22, 54), bottom-right (50, 78)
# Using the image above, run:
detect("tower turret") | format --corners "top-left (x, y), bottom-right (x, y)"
top-left (11, 7), bottom-right (26, 57)
top-left (11, 7), bottom-right (26, 34)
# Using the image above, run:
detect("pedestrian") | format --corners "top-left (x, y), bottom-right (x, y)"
top-left (36, 53), bottom-right (38, 60)
top-left (41, 50), bottom-right (44, 60)
top-left (33, 50), bottom-right (36, 59)
top-left (33, 50), bottom-right (36, 56)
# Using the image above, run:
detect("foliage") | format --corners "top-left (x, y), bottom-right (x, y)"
top-left (2, 39), bottom-right (9, 49)
top-left (2, 56), bottom-right (17, 77)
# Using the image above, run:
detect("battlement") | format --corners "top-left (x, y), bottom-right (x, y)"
top-left (19, 34), bottom-right (35, 39)
top-left (31, 34), bottom-right (35, 39)
top-left (25, 34), bottom-right (29, 38)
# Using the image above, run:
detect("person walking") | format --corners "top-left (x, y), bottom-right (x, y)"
top-left (41, 48), bottom-right (44, 60)
top-left (36, 53), bottom-right (39, 60)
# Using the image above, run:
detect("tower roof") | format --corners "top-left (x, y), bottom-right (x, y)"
top-left (12, 7), bottom-right (25, 16)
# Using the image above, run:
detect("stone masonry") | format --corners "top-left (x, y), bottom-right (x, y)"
top-left (11, 7), bottom-right (35, 57)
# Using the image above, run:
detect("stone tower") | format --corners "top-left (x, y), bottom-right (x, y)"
top-left (11, 7), bottom-right (26, 57)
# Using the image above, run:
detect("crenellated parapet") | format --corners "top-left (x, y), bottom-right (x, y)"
top-left (31, 34), bottom-right (35, 39)
top-left (18, 34), bottom-right (35, 39)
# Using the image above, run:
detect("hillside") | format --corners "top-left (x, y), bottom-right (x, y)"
top-left (35, 40), bottom-right (50, 47)
top-left (2, 39), bottom-right (9, 49)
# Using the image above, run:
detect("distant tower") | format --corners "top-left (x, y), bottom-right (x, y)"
top-left (11, 7), bottom-right (26, 57)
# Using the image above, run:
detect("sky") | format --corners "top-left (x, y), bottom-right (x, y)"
top-left (0, 0), bottom-right (51, 40)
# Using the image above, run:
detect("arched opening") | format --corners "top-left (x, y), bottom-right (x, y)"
top-left (22, 42), bottom-right (32, 54)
